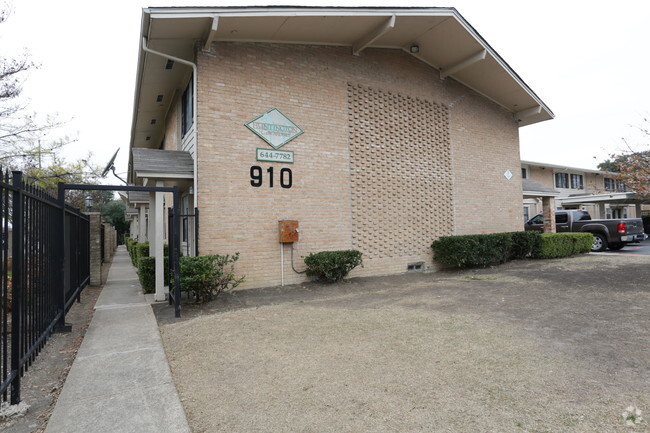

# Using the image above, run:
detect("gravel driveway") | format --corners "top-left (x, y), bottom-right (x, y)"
top-left (155, 253), bottom-right (650, 433)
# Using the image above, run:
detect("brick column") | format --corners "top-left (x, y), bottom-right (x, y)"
top-left (103, 223), bottom-right (112, 263)
top-left (542, 197), bottom-right (556, 233)
top-left (88, 213), bottom-right (102, 286)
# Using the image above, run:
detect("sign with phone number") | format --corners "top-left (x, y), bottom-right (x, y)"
top-left (256, 148), bottom-right (294, 164)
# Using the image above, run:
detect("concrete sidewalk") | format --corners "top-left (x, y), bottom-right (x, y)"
top-left (44, 246), bottom-right (190, 433)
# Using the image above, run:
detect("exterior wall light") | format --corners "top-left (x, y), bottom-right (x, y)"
top-left (85, 195), bottom-right (93, 212)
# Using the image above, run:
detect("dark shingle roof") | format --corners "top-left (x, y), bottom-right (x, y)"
top-left (522, 178), bottom-right (559, 196)
top-left (127, 191), bottom-right (150, 204)
top-left (132, 148), bottom-right (193, 176)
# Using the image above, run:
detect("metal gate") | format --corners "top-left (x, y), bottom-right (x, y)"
top-left (59, 183), bottom-right (182, 318)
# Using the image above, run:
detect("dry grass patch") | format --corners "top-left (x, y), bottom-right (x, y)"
top-left (161, 303), bottom-right (647, 433)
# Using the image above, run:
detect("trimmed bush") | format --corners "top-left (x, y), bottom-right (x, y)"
top-left (125, 237), bottom-right (135, 257)
top-left (431, 233), bottom-right (514, 268)
top-left (137, 256), bottom-right (170, 293)
top-left (303, 250), bottom-right (363, 282)
top-left (533, 232), bottom-right (593, 259)
top-left (510, 231), bottom-right (542, 259)
top-left (133, 242), bottom-right (149, 266)
top-left (432, 231), bottom-right (591, 268)
top-left (179, 254), bottom-right (244, 303)
top-left (130, 242), bottom-right (170, 267)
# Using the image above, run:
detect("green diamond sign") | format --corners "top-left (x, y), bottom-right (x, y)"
top-left (245, 108), bottom-right (303, 149)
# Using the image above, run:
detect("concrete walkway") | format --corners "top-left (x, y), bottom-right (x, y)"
top-left (44, 246), bottom-right (190, 433)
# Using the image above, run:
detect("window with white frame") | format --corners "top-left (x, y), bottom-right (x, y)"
top-left (570, 174), bottom-right (584, 189)
top-left (555, 172), bottom-right (569, 188)
top-left (181, 77), bottom-right (193, 138)
top-left (604, 177), bottom-right (615, 191)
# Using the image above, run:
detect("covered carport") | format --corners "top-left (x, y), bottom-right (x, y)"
top-left (523, 178), bottom-right (560, 232)
top-left (558, 192), bottom-right (650, 221)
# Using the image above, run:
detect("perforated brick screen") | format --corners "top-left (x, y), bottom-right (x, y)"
top-left (348, 83), bottom-right (453, 259)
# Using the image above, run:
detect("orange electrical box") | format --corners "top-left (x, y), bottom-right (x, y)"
top-left (279, 220), bottom-right (299, 243)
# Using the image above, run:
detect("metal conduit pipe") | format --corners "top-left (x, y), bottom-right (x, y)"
top-left (141, 37), bottom-right (199, 209)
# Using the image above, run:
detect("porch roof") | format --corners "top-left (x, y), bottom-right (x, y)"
top-left (127, 191), bottom-right (150, 205)
top-left (131, 148), bottom-right (194, 188)
top-left (522, 178), bottom-right (560, 198)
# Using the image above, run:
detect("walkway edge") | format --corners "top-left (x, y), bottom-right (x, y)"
top-left (44, 246), bottom-right (190, 433)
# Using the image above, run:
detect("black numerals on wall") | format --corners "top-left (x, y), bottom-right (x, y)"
top-left (250, 166), bottom-right (292, 189)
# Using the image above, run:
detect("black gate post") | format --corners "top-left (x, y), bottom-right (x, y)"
top-left (167, 207), bottom-right (173, 306)
top-left (10, 172), bottom-right (23, 404)
top-left (54, 183), bottom-right (70, 333)
top-left (172, 187), bottom-right (181, 318)
top-left (194, 207), bottom-right (199, 256)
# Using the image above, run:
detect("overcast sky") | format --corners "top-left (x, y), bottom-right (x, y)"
top-left (2, 0), bottom-right (649, 180)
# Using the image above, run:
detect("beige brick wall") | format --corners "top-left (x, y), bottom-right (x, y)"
top-left (528, 165), bottom-right (554, 188)
top-left (347, 83), bottom-right (453, 275)
top-left (193, 43), bottom-right (522, 289)
top-left (450, 90), bottom-right (522, 235)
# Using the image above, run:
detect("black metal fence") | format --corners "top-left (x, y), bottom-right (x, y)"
top-left (0, 171), bottom-right (89, 404)
top-left (181, 207), bottom-right (198, 257)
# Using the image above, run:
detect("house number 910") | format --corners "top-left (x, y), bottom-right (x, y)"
top-left (250, 166), bottom-right (292, 189)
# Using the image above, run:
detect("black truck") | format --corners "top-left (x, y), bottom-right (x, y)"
top-left (524, 210), bottom-right (645, 252)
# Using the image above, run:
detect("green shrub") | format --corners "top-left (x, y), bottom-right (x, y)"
top-left (303, 250), bottom-right (363, 282)
top-left (137, 256), bottom-right (170, 293)
top-left (130, 242), bottom-right (169, 267)
top-left (127, 238), bottom-right (139, 262)
top-left (125, 237), bottom-right (135, 262)
top-left (573, 233), bottom-right (595, 253)
top-left (431, 233), bottom-right (513, 268)
top-left (179, 254), bottom-right (245, 303)
top-left (133, 242), bottom-right (149, 266)
top-left (510, 231), bottom-right (542, 259)
top-left (533, 232), bottom-right (593, 259)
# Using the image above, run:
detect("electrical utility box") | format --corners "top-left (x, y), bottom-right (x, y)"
top-left (279, 220), bottom-right (299, 243)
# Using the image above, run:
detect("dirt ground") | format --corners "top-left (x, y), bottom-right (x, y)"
top-left (0, 260), bottom-right (108, 433)
top-left (156, 253), bottom-right (649, 433)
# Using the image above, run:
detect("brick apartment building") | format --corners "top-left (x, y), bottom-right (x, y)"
top-left (126, 7), bottom-right (554, 292)
top-left (521, 160), bottom-right (643, 223)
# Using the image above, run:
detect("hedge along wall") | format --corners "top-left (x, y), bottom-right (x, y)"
top-left (535, 232), bottom-right (592, 259)
top-left (431, 231), bottom-right (591, 268)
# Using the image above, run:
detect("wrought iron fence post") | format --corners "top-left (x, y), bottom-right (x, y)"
top-left (54, 183), bottom-right (70, 333)
top-left (10, 171), bottom-right (23, 404)
top-left (194, 207), bottom-right (199, 256)
top-left (167, 207), bottom-right (173, 306)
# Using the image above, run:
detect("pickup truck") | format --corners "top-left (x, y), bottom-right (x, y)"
top-left (524, 210), bottom-right (645, 252)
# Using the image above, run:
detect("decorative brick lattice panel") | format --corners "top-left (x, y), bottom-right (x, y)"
top-left (348, 84), bottom-right (453, 259)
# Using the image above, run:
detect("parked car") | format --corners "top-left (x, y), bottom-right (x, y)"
top-left (525, 210), bottom-right (645, 252)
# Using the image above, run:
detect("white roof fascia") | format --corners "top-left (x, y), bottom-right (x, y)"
top-left (521, 160), bottom-right (611, 175)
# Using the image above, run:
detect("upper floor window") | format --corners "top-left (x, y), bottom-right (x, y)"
top-left (181, 77), bottom-right (194, 137)
top-left (555, 172), bottom-right (569, 188)
top-left (604, 177), bottom-right (615, 191)
top-left (521, 168), bottom-right (528, 179)
top-left (616, 180), bottom-right (626, 192)
top-left (570, 174), bottom-right (584, 189)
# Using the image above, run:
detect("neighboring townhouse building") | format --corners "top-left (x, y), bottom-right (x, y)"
top-left (521, 160), bottom-right (642, 222)
top-left (126, 7), bottom-right (554, 294)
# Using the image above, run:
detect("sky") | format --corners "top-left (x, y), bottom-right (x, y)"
top-left (1, 0), bottom-right (649, 180)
